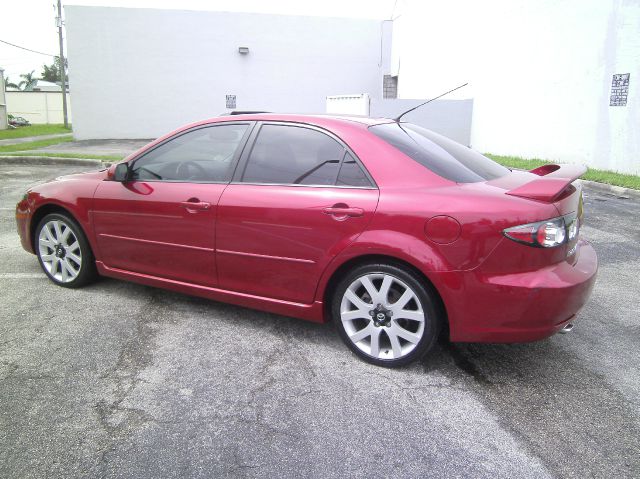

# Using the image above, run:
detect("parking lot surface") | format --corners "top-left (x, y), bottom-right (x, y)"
top-left (1, 165), bottom-right (638, 478)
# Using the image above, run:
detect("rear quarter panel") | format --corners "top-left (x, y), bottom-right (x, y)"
top-left (314, 183), bottom-right (562, 331)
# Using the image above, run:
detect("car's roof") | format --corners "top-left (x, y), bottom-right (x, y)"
top-left (209, 113), bottom-right (396, 127)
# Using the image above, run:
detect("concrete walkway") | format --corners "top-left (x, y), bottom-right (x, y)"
top-left (34, 139), bottom-right (152, 157)
top-left (0, 133), bottom-right (72, 146)
top-left (5, 138), bottom-right (153, 158)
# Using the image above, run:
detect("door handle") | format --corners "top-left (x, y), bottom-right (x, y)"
top-left (180, 199), bottom-right (211, 211)
top-left (322, 205), bottom-right (364, 218)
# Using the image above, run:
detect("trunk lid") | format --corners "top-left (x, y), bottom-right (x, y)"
top-left (506, 164), bottom-right (585, 203)
top-left (487, 163), bottom-right (584, 216)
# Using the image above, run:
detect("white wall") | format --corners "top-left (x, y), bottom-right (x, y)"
top-left (66, 7), bottom-right (391, 140)
top-left (5, 92), bottom-right (72, 124)
top-left (326, 94), bottom-right (371, 116)
top-left (370, 99), bottom-right (473, 146)
top-left (392, 0), bottom-right (639, 174)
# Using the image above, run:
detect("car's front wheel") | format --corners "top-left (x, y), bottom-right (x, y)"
top-left (35, 213), bottom-right (97, 288)
top-left (333, 263), bottom-right (441, 367)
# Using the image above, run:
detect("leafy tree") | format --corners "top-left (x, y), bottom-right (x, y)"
top-left (4, 76), bottom-right (19, 90)
top-left (40, 56), bottom-right (68, 84)
top-left (18, 70), bottom-right (37, 91)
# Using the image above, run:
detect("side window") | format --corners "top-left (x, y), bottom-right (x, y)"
top-left (131, 124), bottom-right (249, 182)
top-left (337, 152), bottom-right (373, 187)
top-left (241, 125), bottom-right (344, 185)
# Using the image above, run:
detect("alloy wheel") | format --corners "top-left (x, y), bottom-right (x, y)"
top-left (340, 273), bottom-right (426, 360)
top-left (38, 219), bottom-right (83, 283)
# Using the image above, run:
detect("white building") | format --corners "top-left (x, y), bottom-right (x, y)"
top-left (65, 7), bottom-right (393, 140)
top-left (66, 2), bottom-right (638, 174)
top-left (31, 80), bottom-right (63, 92)
top-left (391, 0), bottom-right (639, 174)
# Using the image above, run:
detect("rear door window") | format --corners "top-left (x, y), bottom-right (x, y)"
top-left (369, 122), bottom-right (509, 183)
top-left (241, 124), bottom-right (344, 186)
top-left (336, 152), bottom-right (373, 187)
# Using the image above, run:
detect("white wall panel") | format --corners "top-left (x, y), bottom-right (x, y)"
top-left (370, 99), bottom-right (473, 146)
top-left (5, 92), bottom-right (72, 124)
top-left (66, 7), bottom-right (390, 139)
top-left (392, 0), bottom-right (639, 174)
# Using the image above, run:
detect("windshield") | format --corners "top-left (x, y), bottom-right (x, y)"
top-left (369, 122), bottom-right (509, 183)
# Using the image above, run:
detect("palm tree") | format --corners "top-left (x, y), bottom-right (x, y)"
top-left (4, 76), bottom-right (19, 90)
top-left (18, 70), bottom-right (37, 91)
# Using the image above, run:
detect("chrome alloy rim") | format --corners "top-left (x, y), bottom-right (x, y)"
top-left (38, 220), bottom-right (82, 283)
top-left (340, 273), bottom-right (426, 360)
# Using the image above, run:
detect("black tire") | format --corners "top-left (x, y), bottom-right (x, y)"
top-left (332, 263), bottom-right (442, 367)
top-left (35, 212), bottom-right (98, 288)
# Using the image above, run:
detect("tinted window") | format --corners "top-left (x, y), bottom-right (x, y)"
top-left (131, 124), bottom-right (249, 182)
top-left (337, 152), bottom-right (372, 187)
top-left (242, 125), bottom-right (344, 185)
top-left (369, 123), bottom-right (509, 183)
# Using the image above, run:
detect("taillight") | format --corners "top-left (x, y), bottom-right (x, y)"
top-left (504, 213), bottom-right (579, 248)
top-left (535, 219), bottom-right (566, 246)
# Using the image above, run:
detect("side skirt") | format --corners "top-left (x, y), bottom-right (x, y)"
top-left (95, 261), bottom-right (325, 323)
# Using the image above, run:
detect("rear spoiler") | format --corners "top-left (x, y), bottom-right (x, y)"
top-left (506, 164), bottom-right (587, 202)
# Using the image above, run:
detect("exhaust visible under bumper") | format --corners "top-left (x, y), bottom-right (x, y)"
top-left (558, 322), bottom-right (575, 334)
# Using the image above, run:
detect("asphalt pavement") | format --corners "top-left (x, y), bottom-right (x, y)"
top-left (0, 164), bottom-right (638, 478)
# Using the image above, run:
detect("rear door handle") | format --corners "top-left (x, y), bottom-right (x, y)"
top-left (180, 199), bottom-right (211, 211)
top-left (322, 206), bottom-right (364, 218)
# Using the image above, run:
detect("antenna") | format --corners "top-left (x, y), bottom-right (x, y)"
top-left (394, 83), bottom-right (468, 122)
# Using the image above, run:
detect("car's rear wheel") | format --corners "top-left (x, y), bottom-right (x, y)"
top-left (36, 213), bottom-right (97, 288)
top-left (332, 263), bottom-right (441, 367)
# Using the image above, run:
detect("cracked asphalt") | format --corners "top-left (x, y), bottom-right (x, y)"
top-left (1, 164), bottom-right (638, 478)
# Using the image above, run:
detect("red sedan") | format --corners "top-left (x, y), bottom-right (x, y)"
top-left (15, 114), bottom-right (597, 367)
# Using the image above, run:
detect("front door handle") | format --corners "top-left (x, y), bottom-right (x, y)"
top-left (323, 205), bottom-right (365, 218)
top-left (180, 199), bottom-right (211, 211)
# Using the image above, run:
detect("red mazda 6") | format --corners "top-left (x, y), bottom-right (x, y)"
top-left (15, 114), bottom-right (597, 367)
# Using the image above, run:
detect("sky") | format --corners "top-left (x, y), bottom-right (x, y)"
top-left (0, 0), bottom-right (399, 83)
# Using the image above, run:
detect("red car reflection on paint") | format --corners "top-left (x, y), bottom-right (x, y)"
top-left (15, 114), bottom-right (597, 367)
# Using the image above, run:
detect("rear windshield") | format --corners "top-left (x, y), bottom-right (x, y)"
top-left (369, 122), bottom-right (509, 183)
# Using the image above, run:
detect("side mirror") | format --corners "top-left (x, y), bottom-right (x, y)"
top-left (107, 163), bottom-right (130, 182)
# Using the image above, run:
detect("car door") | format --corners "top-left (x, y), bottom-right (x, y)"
top-left (216, 122), bottom-right (379, 304)
top-left (91, 122), bottom-right (252, 286)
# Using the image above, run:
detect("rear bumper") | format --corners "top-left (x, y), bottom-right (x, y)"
top-left (441, 239), bottom-right (597, 342)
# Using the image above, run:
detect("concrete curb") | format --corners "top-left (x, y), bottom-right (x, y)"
top-left (0, 156), bottom-right (105, 167)
top-left (581, 180), bottom-right (640, 199)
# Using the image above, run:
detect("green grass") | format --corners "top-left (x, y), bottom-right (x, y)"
top-left (0, 151), bottom-right (122, 162)
top-left (0, 124), bottom-right (72, 140)
top-left (486, 154), bottom-right (640, 190)
top-left (580, 169), bottom-right (640, 190)
top-left (0, 136), bottom-right (74, 153)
